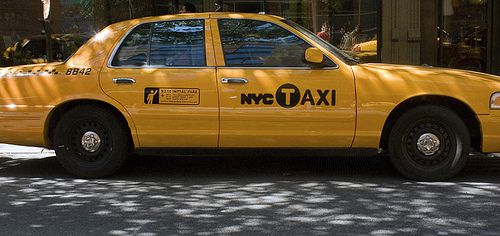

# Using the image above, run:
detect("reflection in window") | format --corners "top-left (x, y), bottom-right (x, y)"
top-left (219, 19), bottom-right (334, 67)
top-left (2, 35), bottom-right (90, 66)
top-left (150, 20), bottom-right (206, 67)
top-left (111, 24), bottom-right (151, 67)
top-left (313, 0), bottom-right (380, 63)
top-left (440, 0), bottom-right (488, 72)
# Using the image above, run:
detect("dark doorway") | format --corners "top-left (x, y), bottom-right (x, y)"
top-left (491, 1), bottom-right (500, 75)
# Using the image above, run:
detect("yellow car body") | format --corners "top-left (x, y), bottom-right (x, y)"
top-left (350, 40), bottom-right (378, 62)
top-left (1, 13), bottom-right (500, 179)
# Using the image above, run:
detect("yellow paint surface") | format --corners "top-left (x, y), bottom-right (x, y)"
top-left (1, 13), bottom-right (500, 153)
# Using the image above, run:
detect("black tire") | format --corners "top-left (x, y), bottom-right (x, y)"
top-left (388, 105), bottom-right (470, 181)
top-left (53, 105), bottom-right (131, 178)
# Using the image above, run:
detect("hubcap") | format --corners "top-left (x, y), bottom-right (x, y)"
top-left (81, 131), bottom-right (101, 153)
top-left (417, 133), bottom-right (441, 156)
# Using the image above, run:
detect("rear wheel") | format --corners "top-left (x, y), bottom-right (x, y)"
top-left (53, 106), bottom-right (131, 178)
top-left (388, 105), bottom-right (470, 181)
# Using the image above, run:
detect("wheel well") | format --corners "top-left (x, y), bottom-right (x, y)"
top-left (45, 100), bottom-right (133, 149)
top-left (380, 96), bottom-right (481, 152)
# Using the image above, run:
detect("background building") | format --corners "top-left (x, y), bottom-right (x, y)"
top-left (384, 0), bottom-right (499, 75)
top-left (0, 0), bottom-right (498, 75)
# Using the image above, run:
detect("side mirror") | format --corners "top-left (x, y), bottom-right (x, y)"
top-left (305, 47), bottom-right (324, 64)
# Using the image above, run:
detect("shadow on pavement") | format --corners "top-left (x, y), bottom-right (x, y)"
top-left (0, 154), bottom-right (499, 235)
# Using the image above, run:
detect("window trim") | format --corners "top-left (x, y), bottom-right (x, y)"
top-left (108, 18), bottom-right (209, 69)
top-left (217, 18), bottom-right (339, 70)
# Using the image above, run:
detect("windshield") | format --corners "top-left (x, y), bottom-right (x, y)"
top-left (283, 19), bottom-right (360, 65)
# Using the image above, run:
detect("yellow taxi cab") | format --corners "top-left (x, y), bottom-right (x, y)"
top-left (350, 39), bottom-right (378, 62)
top-left (1, 13), bottom-right (500, 180)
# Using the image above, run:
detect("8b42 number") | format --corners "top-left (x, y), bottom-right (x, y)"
top-left (66, 68), bottom-right (92, 76)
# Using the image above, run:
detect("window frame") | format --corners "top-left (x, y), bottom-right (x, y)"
top-left (109, 22), bottom-right (152, 68)
top-left (108, 19), bottom-right (209, 69)
top-left (217, 18), bottom-right (338, 70)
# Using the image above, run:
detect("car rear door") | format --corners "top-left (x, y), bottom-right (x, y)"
top-left (211, 15), bottom-right (356, 148)
top-left (100, 16), bottom-right (219, 148)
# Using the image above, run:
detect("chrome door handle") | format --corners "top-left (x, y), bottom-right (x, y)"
top-left (113, 78), bottom-right (136, 84)
top-left (221, 78), bottom-right (248, 84)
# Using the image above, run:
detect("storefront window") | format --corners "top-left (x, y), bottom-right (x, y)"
top-left (440, 0), bottom-right (488, 72)
top-left (314, 0), bottom-right (380, 62)
top-left (0, 0), bottom-right (381, 67)
top-left (220, 0), bottom-right (381, 62)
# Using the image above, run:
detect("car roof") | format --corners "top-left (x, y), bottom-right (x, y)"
top-left (113, 12), bottom-right (285, 28)
top-left (208, 12), bottom-right (285, 20)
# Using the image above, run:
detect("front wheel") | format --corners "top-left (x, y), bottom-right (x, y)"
top-left (388, 105), bottom-right (470, 181)
top-left (53, 106), bottom-right (131, 178)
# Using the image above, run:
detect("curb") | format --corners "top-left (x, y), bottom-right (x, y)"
top-left (0, 144), bottom-right (55, 155)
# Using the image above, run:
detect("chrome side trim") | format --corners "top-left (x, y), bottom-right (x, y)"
top-left (217, 66), bottom-right (339, 70)
top-left (107, 65), bottom-right (334, 70)
top-left (109, 66), bottom-right (216, 69)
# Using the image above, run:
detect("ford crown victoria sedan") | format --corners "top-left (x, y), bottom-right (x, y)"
top-left (1, 13), bottom-right (500, 180)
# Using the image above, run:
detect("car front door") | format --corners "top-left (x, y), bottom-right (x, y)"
top-left (100, 17), bottom-right (219, 148)
top-left (212, 16), bottom-right (356, 148)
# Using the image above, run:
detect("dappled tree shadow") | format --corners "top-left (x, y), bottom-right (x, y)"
top-left (0, 154), bottom-right (500, 235)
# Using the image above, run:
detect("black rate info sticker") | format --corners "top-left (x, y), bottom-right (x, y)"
top-left (144, 88), bottom-right (200, 105)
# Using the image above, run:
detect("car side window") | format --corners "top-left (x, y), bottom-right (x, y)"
top-left (112, 23), bottom-right (151, 67)
top-left (111, 20), bottom-right (206, 67)
top-left (150, 20), bottom-right (206, 67)
top-left (218, 19), bottom-right (336, 68)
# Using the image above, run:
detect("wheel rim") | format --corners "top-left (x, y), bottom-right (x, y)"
top-left (404, 122), bottom-right (452, 167)
top-left (81, 131), bottom-right (101, 153)
top-left (70, 120), bottom-right (111, 162)
top-left (416, 133), bottom-right (441, 156)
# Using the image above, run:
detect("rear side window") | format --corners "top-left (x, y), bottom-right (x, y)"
top-left (218, 19), bottom-right (336, 68)
top-left (111, 19), bottom-right (206, 67)
top-left (112, 23), bottom-right (151, 67)
top-left (150, 20), bottom-right (205, 67)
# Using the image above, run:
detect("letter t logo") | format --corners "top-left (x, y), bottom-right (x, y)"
top-left (280, 88), bottom-right (296, 106)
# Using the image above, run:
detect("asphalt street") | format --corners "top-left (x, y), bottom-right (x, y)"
top-left (1, 144), bottom-right (500, 235)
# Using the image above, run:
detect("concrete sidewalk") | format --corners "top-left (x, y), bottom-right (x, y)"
top-left (0, 144), bottom-right (54, 159)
